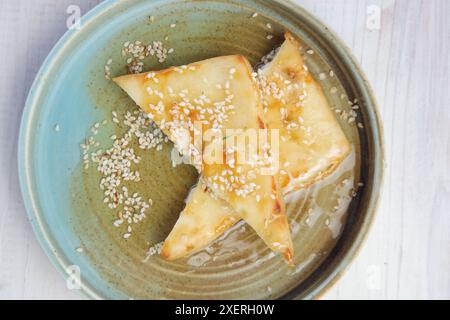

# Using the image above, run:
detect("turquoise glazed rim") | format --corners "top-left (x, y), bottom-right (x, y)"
top-left (18, 0), bottom-right (383, 299)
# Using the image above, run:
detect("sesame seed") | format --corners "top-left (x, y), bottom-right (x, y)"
top-left (170, 23), bottom-right (176, 28)
top-left (306, 49), bottom-right (314, 55)
top-left (54, 124), bottom-right (60, 132)
top-left (251, 12), bottom-right (258, 18)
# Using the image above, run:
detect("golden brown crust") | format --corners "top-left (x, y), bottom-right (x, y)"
top-left (113, 54), bottom-right (293, 263)
top-left (159, 33), bottom-right (351, 265)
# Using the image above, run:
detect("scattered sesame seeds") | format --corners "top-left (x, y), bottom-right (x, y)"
top-left (170, 23), bottom-right (176, 28)
top-left (81, 108), bottom-right (168, 239)
top-left (333, 105), bottom-right (358, 125)
top-left (54, 124), bottom-right (60, 132)
top-left (266, 34), bottom-right (274, 40)
top-left (143, 241), bottom-right (164, 262)
top-left (251, 12), bottom-right (258, 18)
top-left (306, 49), bottom-right (314, 55)
top-left (203, 141), bottom-right (273, 198)
top-left (319, 73), bottom-right (326, 80)
top-left (266, 23), bottom-right (272, 29)
top-left (104, 58), bottom-right (112, 80)
top-left (121, 39), bottom-right (174, 73)
top-left (75, 247), bottom-right (84, 253)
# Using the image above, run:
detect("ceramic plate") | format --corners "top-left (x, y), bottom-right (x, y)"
top-left (18, 0), bottom-right (383, 299)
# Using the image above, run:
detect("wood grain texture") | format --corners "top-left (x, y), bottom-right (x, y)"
top-left (0, 0), bottom-right (448, 300)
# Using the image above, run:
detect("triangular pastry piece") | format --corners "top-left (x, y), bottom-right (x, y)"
top-left (161, 32), bottom-right (350, 262)
top-left (113, 55), bottom-right (261, 170)
top-left (258, 32), bottom-right (351, 193)
top-left (160, 183), bottom-right (239, 259)
top-left (113, 55), bottom-right (293, 263)
top-left (199, 133), bottom-right (292, 263)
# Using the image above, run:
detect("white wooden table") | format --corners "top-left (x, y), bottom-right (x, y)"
top-left (0, 0), bottom-right (448, 300)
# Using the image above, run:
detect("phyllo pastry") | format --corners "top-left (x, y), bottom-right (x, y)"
top-left (113, 54), bottom-right (294, 264)
top-left (160, 32), bottom-right (350, 263)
